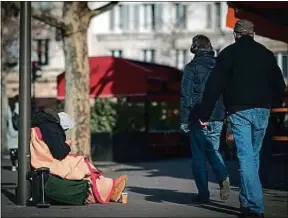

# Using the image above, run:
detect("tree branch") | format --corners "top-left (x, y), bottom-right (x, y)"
top-left (32, 7), bottom-right (66, 30)
top-left (89, 2), bottom-right (119, 19)
top-left (11, 2), bottom-right (66, 29)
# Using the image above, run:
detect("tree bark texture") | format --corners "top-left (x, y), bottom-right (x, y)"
top-left (1, 73), bottom-right (8, 153)
top-left (62, 2), bottom-right (91, 158)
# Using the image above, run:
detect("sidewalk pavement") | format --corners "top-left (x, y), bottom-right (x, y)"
top-left (1, 157), bottom-right (288, 217)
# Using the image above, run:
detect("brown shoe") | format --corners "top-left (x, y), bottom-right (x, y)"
top-left (110, 175), bottom-right (128, 202)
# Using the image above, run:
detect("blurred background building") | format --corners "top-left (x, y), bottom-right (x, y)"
top-left (4, 2), bottom-right (63, 107)
top-left (4, 2), bottom-right (288, 101)
top-left (88, 2), bottom-right (288, 73)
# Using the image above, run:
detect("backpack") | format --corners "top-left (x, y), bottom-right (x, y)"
top-left (45, 174), bottom-right (89, 205)
top-left (10, 106), bottom-right (19, 131)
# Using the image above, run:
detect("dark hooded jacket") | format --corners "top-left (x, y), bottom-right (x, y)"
top-left (31, 108), bottom-right (71, 160)
top-left (180, 49), bottom-right (225, 125)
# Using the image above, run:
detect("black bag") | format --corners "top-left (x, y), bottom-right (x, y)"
top-left (45, 175), bottom-right (90, 205)
top-left (11, 107), bottom-right (19, 131)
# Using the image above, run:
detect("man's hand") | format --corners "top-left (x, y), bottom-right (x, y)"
top-left (199, 119), bottom-right (209, 127)
top-left (180, 123), bottom-right (190, 135)
top-left (226, 132), bottom-right (234, 146)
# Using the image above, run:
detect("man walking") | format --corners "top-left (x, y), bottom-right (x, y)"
top-left (198, 20), bottom-right (286, 217)
top-left (180, 35), bottom-right (230, 204)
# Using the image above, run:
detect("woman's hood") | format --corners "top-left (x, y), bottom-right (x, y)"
top-left (31, 108), bottom-right (75, 131)
top-left (31, 108), bottom-right (60, 127)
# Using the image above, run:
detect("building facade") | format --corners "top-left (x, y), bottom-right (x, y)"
top-left (88, 2), bottom-right (288, 80)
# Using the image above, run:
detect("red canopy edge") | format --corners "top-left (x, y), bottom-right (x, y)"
top-left (57, 56), bottom-right (181, 102)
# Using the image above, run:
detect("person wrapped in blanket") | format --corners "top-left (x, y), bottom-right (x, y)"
top-left (31, 108), bottom-right (128, 204)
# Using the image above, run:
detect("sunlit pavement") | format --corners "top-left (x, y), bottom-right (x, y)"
top-left (1, 156), bottom-right (287, 217)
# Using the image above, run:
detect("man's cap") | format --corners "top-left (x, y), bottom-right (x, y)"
top-left (234, 19), bottom-right (254, 34)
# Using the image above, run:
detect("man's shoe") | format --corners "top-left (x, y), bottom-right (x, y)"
top-left (220, 177), bottom-right (230, 200)
top-left (240, 211), bottom-right (264, 218)
top-left (239, 205), bottom-right (264, 218)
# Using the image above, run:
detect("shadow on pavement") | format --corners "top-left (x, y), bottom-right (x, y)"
top-left (128, 186), bottom-right (198, 204)
top-left (2, 165), bottom-right (12, 171)
top-left (115, 159), bottom-right (288, 192)
top-left (128, 186), bottom-right (241, 216)
top-left (1, 188), bottom-right (16, 204)
top-left (263, 189), bottom-right (288, 203)
top-left (1, 159), bottom-right (18, 205)
top-left (195, 201), bottom-right (241, 217)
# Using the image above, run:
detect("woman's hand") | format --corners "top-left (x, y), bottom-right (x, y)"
top-left (65, 138), bottom-right (72, 146)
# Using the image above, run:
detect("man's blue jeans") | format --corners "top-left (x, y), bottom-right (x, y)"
top-left (190, 121), bottom-right (228, 200)
top-left (227, 108), bottom-right (270, 214)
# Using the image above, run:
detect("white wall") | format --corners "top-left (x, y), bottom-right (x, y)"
top-left (89, 2), bottom-right (231, 34)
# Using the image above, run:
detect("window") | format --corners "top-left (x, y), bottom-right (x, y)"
top-left (124, 5), bottom-right (130, 30)
top-left (143, 4), bottom-right (156, 30)
top-left (118, 4), bottom-right (130, 30)
top-left (142, 49), bottom-right (155, 63)
top-left (119, 5), bottom-right (124, 29)
top-left (275, 52), bottom-right (288, 79)
top-left (175, 3), bottom-right (187, 29)
top-left (133, 4), bottom-right (140, 30)
top-left (35, 39), bottom-right (49, 66)
top-left (215, 3), bottom-right (221, 29)
top-left (175, 49), bottom-right (188, 69)
top-left (282, 53), bottom-right (288, 78)
top-left (111, 50), bottom-right (123, 58)
top-left (109, 8), bottom-right (115, 31)
top-left (151, 4), bottom-right (156, 30)
top-left (55, 28), bottom-right (62, 41)
top-left (38, 2), bottom-right (50, 11)
top-left (155, 3), bottom-right (163, 29)
top-left (206, 4), bottom-right (212, 29)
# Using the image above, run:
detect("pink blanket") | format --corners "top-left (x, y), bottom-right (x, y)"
top-left (30, 127), bottom-right (114, 204)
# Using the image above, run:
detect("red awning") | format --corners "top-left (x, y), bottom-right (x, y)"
top-left (57, 56), bottom-right (181, 101)
top-left (226, 2), bottom-right (288, 43)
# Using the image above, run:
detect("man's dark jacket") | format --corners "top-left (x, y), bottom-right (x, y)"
top-left (180, 49), bottom-right (225, 125)
top-left (199, 36), bottom-right (287, 121)
top-left (31, 108), bottom-right (71, 160)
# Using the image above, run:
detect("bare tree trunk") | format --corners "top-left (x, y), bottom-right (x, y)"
top-left (1, 72), bottom-right (8, 154)
top-left (62, 3), bottom-right (91, 159)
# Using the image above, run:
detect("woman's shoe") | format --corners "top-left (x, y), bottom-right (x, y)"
top-left (110, 175), bottom-right (128, 202)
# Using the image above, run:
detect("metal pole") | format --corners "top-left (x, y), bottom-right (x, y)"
top-left (17, 1), bottom-right (31, 206)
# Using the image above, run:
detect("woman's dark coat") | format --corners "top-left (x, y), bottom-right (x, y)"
top-left (31, 108), bottom-right (71, 160)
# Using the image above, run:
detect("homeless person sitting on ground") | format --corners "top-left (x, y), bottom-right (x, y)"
top-left (30, 108), bottom-right (128, 205)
